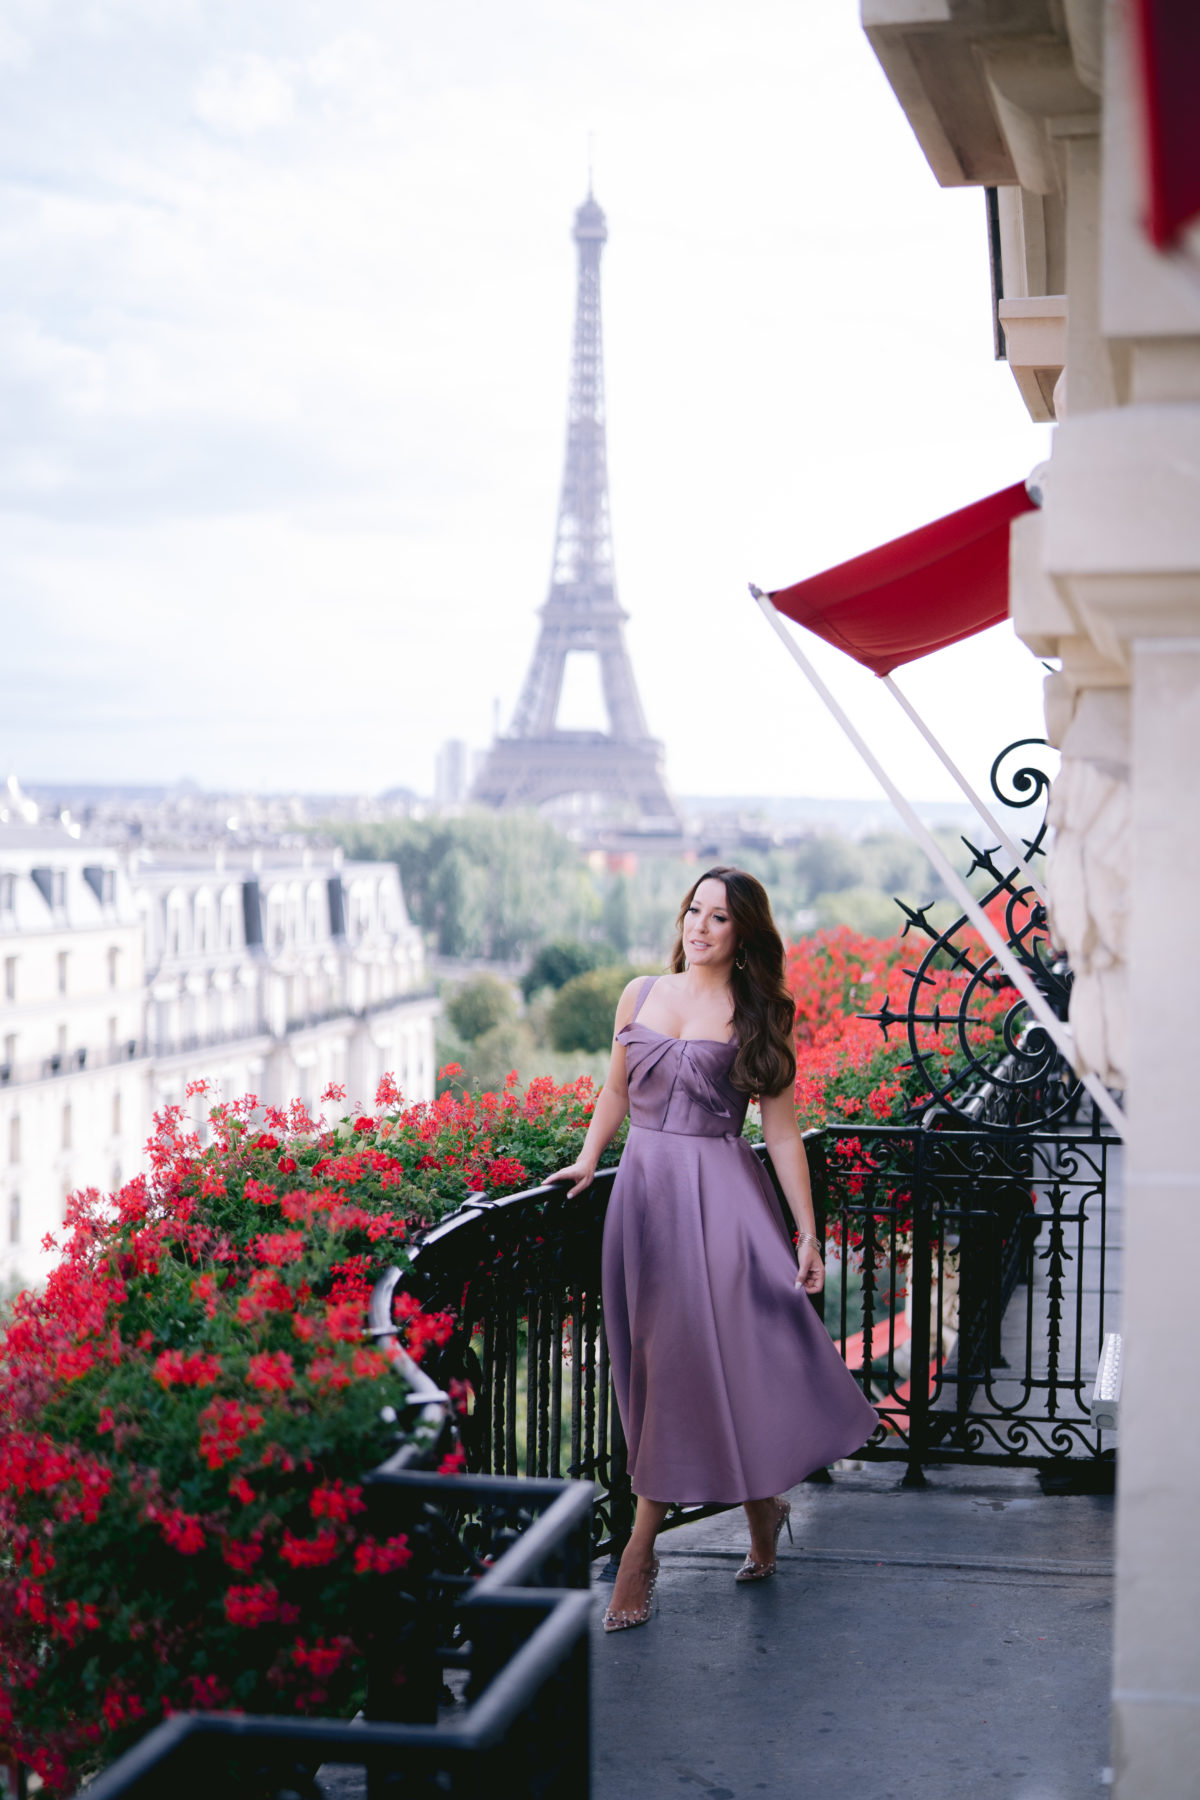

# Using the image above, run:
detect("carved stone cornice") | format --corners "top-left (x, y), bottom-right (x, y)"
top-left (1039, 405), bottom-right (1200, 665)
top-left (862, 0), bottom-right (1101, 191)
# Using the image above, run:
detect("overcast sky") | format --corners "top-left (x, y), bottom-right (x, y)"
top-left (0, 0), bottom-right (1052, 804)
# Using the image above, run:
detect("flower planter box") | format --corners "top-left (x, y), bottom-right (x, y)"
top-left (76, 1467), bottom-right (595, 1800)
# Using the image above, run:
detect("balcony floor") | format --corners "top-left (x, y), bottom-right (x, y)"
top-left (592, 1461), bottom-right (1114, 1799)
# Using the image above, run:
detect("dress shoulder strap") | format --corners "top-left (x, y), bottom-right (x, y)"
top-left (630, 974), bottom-right (660, 1022)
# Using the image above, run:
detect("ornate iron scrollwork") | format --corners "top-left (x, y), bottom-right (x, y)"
top-left (865, 738), bottom-right (1082, 1132)
top-left (989, 737), bottom-right (1057, 816)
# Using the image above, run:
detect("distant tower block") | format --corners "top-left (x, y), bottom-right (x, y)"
top-left (472, 189), bottom-right (678, 823)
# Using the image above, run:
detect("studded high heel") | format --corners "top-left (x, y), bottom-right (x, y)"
top-left (735, 1497), bottom-right (792, 1583)
top-left (603, 1555), bottom-right (660, 1632)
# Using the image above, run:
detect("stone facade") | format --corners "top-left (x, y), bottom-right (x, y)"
top-left (0, 828), bottom-right (147, 1289)
top-left (1, 828), bottom-right (436, 1291)
top-left (864, 2), bottom-right (1200, 1789)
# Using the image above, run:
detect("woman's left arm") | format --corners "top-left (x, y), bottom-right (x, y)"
top-left (759, 1089), bottom-right (824, 1294)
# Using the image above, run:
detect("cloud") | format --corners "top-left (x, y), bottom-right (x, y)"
top-left (0, 0), bottom-right (1052, 800)
top-left (193, 53), bottom-right (294, 135)
top-left (305, 31), bottom-right (381, 95)
top-left (0, 24), bottom-right (32, 71)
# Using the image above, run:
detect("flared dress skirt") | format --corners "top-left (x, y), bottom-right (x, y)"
top-left (601, 982), bottom-right (879, 1505)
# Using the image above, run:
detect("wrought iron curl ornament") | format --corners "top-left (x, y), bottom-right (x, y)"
top-left (990, 737), bottom-right (1057, 814)
top-left (865, 738), bottom-right (1082, 1132)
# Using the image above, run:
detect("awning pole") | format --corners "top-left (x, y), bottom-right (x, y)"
top-left (881, 673), bottom-right (1049, 905)
top-left (750, 588), bottom-right (1126, 1139)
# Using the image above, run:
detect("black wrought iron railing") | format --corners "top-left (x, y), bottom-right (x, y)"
top-left (816, 1120), bottom-right (1117, 1478)
top-left (871, 738), bottom-right (1093, 1135)
top-left (372, 734), bottom-right (1120, 1524)
top-left (396, 1165), bottom-right (635, 1554)
top-left (0, 1038), bottom-right (145, 1087)
top-left (396, 1139), bottom-right (845, 1554)
top-left (388, 1113), bottom-right (1118, 1519)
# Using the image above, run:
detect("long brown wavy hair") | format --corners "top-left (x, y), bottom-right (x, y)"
top-left (669, 866), bottom-right (796, 1098)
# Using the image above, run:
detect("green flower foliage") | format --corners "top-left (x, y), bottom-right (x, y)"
top-left (0, 1086), bottom-right (460, 1794)
top-left (1, 920), bottom-right (1022, 1794)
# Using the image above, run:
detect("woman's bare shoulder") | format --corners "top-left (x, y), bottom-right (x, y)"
top-left (613, 971), bottom-right (659, 1029)
top-left (619, 973), bottom-right (652, 997)
top-left (653, 970), bottom-right (685, 990)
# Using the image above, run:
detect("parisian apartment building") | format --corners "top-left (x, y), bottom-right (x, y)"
top-left (0, 821), bottom-right (437, 1291)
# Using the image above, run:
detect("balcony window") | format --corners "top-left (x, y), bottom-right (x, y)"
top-left (108, 946), bottom-right (120, 988)
top-left (4, 957), bottom-right (15, 1001)
top-left (57, 951), bottom-right (69, 995)
top-left (112, 1091), bottom-right (122, 1136)
top-left (61, 1103), bottom-right (71, 1150)
top-left (8, 1115), bottom-right (18, 1162)
top-left (7, 1190), bottom-right (18, 1245)
top-left (242, 881), bottom-right (263, 949)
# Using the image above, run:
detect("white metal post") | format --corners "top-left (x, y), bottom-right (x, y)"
top-left (881, 673), bottom-right (1049, 904)
top-left (750, 589), bottom-right (1126, 1138)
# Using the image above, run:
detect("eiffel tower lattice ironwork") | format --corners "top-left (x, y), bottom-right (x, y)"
top-left (471, 187), bottom-right (678, 822)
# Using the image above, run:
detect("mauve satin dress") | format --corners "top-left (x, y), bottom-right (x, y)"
top-left (601, 976), bottom-right (879, 1504)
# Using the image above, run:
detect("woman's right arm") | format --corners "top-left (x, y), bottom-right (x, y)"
top-left (549, 977), bottom-right (643, 1197)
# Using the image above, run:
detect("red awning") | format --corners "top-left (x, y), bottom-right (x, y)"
top-left (1132, 0), bottom-right (1200, 249)
top-left (769, 481), bottom-right (1036, 679)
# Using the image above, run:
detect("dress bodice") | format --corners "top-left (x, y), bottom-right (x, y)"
top-left (617, 978), bottom-right (748, 1139)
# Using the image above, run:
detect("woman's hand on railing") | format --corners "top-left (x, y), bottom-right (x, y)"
top-left (794, 1240), bottom-right (825, 1295)
top-left (547, 1161), bottom-right (597, 1199)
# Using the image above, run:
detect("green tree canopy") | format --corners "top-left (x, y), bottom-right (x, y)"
top-left (521, 937), bottom-right (615, 1000)
top-left (549, 965), bottom-right (639, 1054)
top-left (444, 973), bottom-right (518, 1042)
top-left (330, 812), bottom-right (599, 960)
top-left (602, 874), bottom-right (633, 955)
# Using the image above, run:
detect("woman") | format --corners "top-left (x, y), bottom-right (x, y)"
top-left (551, 867), bottom-right (878, 1632)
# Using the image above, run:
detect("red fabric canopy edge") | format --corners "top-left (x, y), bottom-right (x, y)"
top-left (768, 481), bottom-right (1036, 678)
top-left (1132, 0), bottom-right (1200, 250)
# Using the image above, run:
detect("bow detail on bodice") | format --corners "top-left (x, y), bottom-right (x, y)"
top-left (618, 1021), bottom-right (748, 1138)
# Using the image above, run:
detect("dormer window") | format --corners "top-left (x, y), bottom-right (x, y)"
top-left (84, 866), bottom-right (116, 906)
top-left (31, 868), bottom-right (67, 912)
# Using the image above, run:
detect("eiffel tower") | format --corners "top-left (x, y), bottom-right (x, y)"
top-left (471, 187), bottom-right (678, 823)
